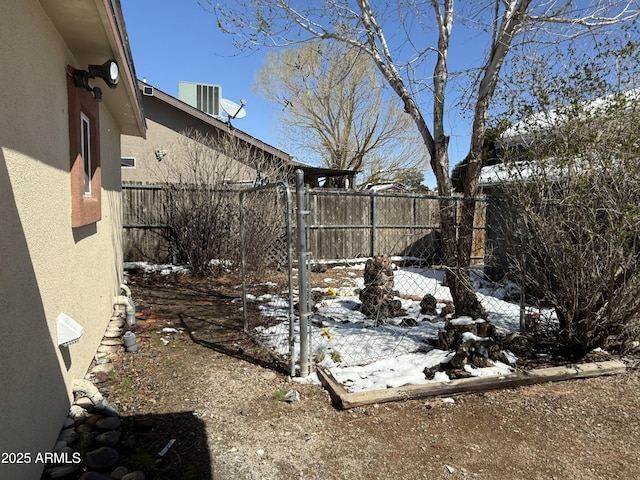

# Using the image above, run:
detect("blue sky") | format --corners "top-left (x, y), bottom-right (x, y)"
top-left (120, 1), bottom-right (487, 187)
top-left (121, 1), bottom-right (279, 143)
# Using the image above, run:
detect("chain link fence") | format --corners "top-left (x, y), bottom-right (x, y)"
top-left (125, 181), bottom-right (532, 375)
top-left (302, 191), bottom-right (528, 368)
top-left (237, 186), bottom-right (531, 373)
top-left (238, 181), bottom-right (300, 375)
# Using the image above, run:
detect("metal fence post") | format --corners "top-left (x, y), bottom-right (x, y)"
top-left (370, 192), bottom-right (377, 256)
top-left (239, 181), bottom-right (296, 375)
top-left (296, 169), bottom-right (311, 377)
top-left (239, 191), bottom-right (249, 333)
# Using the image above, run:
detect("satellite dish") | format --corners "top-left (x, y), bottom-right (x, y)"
top-left (220, 98), bottom-right (247, 120)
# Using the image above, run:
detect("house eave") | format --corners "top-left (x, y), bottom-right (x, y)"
top-left (40, 0), bottom-right (146, 138)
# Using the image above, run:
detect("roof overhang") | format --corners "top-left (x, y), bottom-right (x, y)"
top-left (287, 161), bottom-right (358, 179)
top-left (40, 0), bottom-right (146, 138)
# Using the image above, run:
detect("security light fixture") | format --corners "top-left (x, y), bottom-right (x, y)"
top-left (89, 59), bottom-right (119, 88)
top-left (72, 59), bottom-right (119, 101)
top-left (155, 149), bottom-right (167, 161)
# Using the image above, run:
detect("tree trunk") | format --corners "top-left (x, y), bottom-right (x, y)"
top-left (451, 197), bottom-right (487, 318)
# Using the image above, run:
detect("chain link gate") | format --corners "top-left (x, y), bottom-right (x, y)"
top-left (239, 172), bottom-right (313, 377)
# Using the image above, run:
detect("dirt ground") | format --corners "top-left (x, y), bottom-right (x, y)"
top-left (102, 270), bottom-right (640, 480)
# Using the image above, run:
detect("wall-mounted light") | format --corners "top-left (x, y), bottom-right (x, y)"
top-left (155, 149), bottom-right (167, 161)
top-left (71, 59), bottom-right (119, 101)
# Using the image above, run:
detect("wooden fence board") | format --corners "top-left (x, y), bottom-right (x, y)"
top-left (317, 360), bottom-right (627, 410)
top-left (122, 186), bottom-right (487, 264)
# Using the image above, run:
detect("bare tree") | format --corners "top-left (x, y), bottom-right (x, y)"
top-left (254, 40), bottom-right (427, 186)
top-left (154, 129), bottom-right (287, 274)
top-left (210, 0), bottom-right (639, 317)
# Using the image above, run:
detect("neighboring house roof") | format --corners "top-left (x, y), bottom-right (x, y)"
top-left (478, 161), bottom-right (540, 188)
top-left (41, 0), bottom-right (146, 138)
top-left (481, 88), bottom-right (640, 189)
top-left (501, 88), bottom-right (640, 147)
top-left (361, 182), bottom-right (415, 193)
top-left (138, 81), bottom-right (356, 185)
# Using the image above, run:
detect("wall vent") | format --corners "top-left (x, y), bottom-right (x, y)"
top-left (142, 85), bottom-right (154, 96)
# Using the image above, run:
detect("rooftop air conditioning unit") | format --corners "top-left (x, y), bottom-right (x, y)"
top-left (178, 81), bottom-right (221, 117)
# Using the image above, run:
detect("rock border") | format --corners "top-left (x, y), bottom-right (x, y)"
top-left (43, 312), bottom-right (145, 480)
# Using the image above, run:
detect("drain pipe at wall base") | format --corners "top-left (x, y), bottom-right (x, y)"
top-left (113, 283), bottom-right (136, 326)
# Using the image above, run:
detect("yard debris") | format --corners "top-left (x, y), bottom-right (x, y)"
top-left (320, 327), bottom-right (333, 341)
top-left (425, 315), bottom-right (514, 379)
top-left (283, 389), bottom-right (301, 403)
top-left (158, 438), bottom-right (176, 457)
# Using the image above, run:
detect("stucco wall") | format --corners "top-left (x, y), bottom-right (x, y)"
top-left (121, 95), bottom-right (257, 185)
top-left (0, 2), bottom-right (124, 478)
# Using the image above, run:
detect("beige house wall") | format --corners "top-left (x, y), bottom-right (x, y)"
top-left (122, 94), bottom-right (257, 185)
top-left (0, 1), bottom-right (142, 478)
top-left (120, 84), bottom-right (359, 189)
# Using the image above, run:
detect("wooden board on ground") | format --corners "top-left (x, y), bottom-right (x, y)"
top-left (316, 360), bottom-right (627, 410)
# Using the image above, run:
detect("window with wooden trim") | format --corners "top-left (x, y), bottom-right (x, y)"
top-left (67, 74), bottom-right (101, 227)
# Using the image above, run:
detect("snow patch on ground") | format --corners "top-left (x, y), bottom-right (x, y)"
top-left (250, 263), bottom-right (553, 392)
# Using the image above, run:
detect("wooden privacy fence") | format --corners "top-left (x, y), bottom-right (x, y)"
top-left (122, 184), bottom-right (487, 264)
top-left (307, 189), bottom-right (486, 263)
top-left (122, 185), bottom-right (172, 262)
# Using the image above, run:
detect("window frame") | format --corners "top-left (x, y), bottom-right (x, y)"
top-left (67, 73), bottom-right (101, 227)
top-left (80, 112), bottom-right (92, 196)
top-left (121, 157), bottom-right (136, 168)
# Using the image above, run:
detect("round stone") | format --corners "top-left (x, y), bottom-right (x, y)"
top-left (47, 463), bottom-right (82, 479)
top-left (96, 430), bottom-right (121, 447)
top-left (92, 371), bottom-right (109, 384)
top-left (110, 466), bottom-right (129, 480)
top-left (95, 416), bottom-right (121, 430)
top-left (52, 440), bottom-right (67, 452)
top-left (78, 472), bottom-right (113, 480)
top-left (84, 414), bottom-right (102, 426)
top-left (58, 427), bottom-right (79, 445)
top-left (91, 363), bottom-right (114, 375)
top-left (109, 318), bottom-right (126, 328)
top-left (77, 423), bottom-right (94, 433)
top-left (98, 345), bottom-right (124, 354)
top-left (104, 329), bottom-right (123, 338)
top-left (122, 471), bottom-right (146, 480)
top-left (83, 446), bottom-right (119, 470)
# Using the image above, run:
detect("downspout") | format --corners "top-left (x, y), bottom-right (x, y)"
top-left (113, 284), bottom-right (136, 326)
